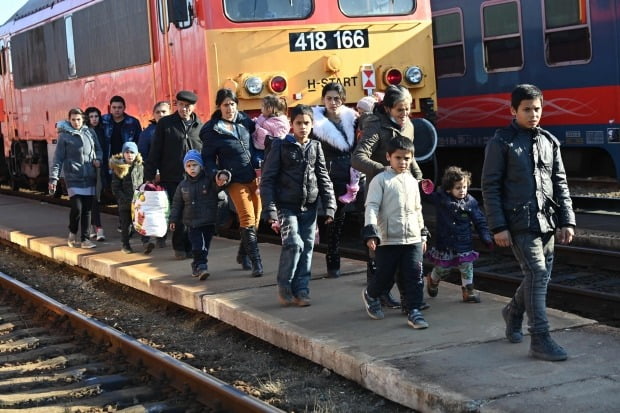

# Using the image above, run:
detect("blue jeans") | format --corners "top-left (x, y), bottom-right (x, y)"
top-left (188, 225), bottom-right (215, 267)
top-left (368, 243), bottom-right (424, 311)
top-left (509, 231), bottom-right (554, 334)
top-left (276, 207), bottom-right (317, 296)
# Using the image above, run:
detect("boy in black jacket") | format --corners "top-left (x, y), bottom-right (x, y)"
top-left (169, 150), bottom-right (222, 280)
top-left (260, 105), bottom-right (337, 307)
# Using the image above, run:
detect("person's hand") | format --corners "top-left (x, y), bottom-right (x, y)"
top-left (93, 159), bottom-right (101, 168)
top-left (366, 237), bottom-right (378, 251)
top-left (269, 219), bottom-right (280, 234)
top-left (420, 179), bottom-right (434, 194)
top-left (556, 226), bottom-right (574, 245)
top-left (169, 223), bottom-right (176, 231)
top-left (422, 241), bottom-right (427, 254)
top-left (48, 182), bottom-right (56, 195)
top-left (485, 240), bottom-right (495, 251)
top-left (324, 216), bottom-right (334, 225)
top-left (493, 230), bottom-right (512, 248)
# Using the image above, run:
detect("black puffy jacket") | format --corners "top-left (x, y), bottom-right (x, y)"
top-left (481, 121), bottom-right (575, 234)
top-left (169, 170), bottom-right (220, 228)
top-left (260, 135), bottom-right (336, 222)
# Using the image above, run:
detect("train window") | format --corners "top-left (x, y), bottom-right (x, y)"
top-left (340, 0), bottom-right (415, 16)
top-left (168, 0), bottom-right (193, 29)
top-left (432, 9), bottom-right (465, 77)
top-left (0, 40), bottom-right (5, 76)
top-left (64, 16), bottom-right (77, 78)
top-left (224, 0), bottom-right (312, 22)
top-left (72, 0), bottom-right (150, 77)
top-left (543, 0), bottom-right (591, 65)
top-left (482, 1), bottom-right (523, 72)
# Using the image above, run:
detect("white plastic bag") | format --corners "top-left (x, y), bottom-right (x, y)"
top-left (132, 183), bottom-right (169, 237)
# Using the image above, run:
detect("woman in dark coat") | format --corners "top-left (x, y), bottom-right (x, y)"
top-left (200, 88), bottom-right (263, 277)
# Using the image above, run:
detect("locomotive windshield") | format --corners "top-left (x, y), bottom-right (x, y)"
top-left (224, 0), bottom-right (312, 21)
top-left (339, 0), bottom-right (415, 16)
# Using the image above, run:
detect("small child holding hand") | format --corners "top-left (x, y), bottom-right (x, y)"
top-left (169, 150), bottom-right (221, 280)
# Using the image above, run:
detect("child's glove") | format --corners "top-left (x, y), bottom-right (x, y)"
top-left (420, 179), bottom-right (435, 194)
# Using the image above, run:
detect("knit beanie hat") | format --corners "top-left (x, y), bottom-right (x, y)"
top-left (122, 141), bottom-right (138, 154)
top-left (183, 149), bottom-right (204, 167)
top-left (356, 96), bottom-right (376, 113)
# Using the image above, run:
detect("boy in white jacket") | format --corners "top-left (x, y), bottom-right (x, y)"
top-left (362, 136), bottom-right (429, 329)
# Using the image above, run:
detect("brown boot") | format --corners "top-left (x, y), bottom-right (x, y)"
top-left (462, 284), bottom-right (481, 303)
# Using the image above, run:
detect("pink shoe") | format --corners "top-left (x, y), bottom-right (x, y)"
top-left (338, 183), bottom-right (359, 204)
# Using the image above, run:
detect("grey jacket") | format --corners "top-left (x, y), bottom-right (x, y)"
top-left (352, 112), bottom-right (423, 186)
top-left (481, 121), bottom-right (575, 234)
top-left (49, 121), bottom-right (102, 189)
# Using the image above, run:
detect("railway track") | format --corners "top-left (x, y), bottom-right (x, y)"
top-left (0, 272), bottom-right (282, 412)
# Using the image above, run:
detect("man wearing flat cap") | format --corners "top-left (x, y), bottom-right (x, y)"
top-left (145, 90), bottom-right (203, 259)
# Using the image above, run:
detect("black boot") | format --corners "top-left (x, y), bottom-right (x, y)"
top-left (241, 227), bottom-right (263, 277)
top-left (325, 217), bottom-right (344, 278)
top-left (236, 240), bottom-right (252, 270)
top-left (529, 332), bottom-right (567, 361)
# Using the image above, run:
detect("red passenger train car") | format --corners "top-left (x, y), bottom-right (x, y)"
top-left (0, 0), bottom-right (437, 190)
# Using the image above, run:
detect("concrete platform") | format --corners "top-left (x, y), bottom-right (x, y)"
top-left (1, 194), bottom-right (619, 412)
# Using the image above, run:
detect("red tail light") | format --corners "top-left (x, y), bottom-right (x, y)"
top-left (269, 76), bottom-right (287, 93)
top-left (385, 69), bottom-right (402, 85)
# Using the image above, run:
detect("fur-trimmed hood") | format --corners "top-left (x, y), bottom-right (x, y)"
top-left (311, 105), bottom-right (358, 152)
top-left (109, 152), bottom-right (143, 179)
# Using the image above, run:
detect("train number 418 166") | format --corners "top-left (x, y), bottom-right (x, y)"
top-left (289, 29), bottom-right (369, 52)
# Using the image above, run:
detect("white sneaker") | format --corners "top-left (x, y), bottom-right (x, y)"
top-left (68, 232), bottom-right (79, 248)
top-left (96, 227), bottom-right (106, 241)
top-left (81, 239), bottom-right (97, 249)
top-left (89, 225), bottom-right (97, 239)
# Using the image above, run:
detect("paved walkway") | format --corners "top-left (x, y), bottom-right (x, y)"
top-left (1, 194), bottom-right (619, 412)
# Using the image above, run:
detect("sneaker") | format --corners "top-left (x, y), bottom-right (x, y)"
top-left (293, 291), bottom-right (311, 307)
top-left (156, 238), bottom-right (167, 248)
top-left (81, 239), bottom-right (97, 249)
top-left (401, 302), bottom-right (431, 315)
top-left (278, 286), bottom-right (294, 307)
top-left (67, 232), bottom-right (79, 248)
top-left (501, 304), bottom-right (524, 343)
top-left (143, 242), bottom-right (155, 255)
top-left (407, 309), bottom-right (429, 329)
top-left (529, 333), bottom-right (567, 361)
top-left (379, 291), bottom-right (401, 309)
top-left (89, 225), bottom-right (97, 240)
top-left (462, 284), bottom-right (481, 303)
top-left (362, 289), bottom-right (384, 320)
top-left (426, 273), bottom-right (440, 297)
top-left (197, 264), bottom-right (210, 280)
top-left (96, 227), bottom-right (105, 242)
top-left (121, 245), bottom-right (134, 254)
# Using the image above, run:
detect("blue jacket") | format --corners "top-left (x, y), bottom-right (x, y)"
top-left (200, 111), bottom-right (257, 184)
top-left (101, 113), bottom-right (142, 152)
top-left (427, 190), bottom-right (491, 253)
top-left (260, 135), bottom-right (336, 222)
top-left (49, 121), bottom-right (102, 189)
top-left (138, 122), bottom-right (156, 159)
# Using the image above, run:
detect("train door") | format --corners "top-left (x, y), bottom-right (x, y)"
top-left (0, 38), bottom-right (16, 186)
top-left (154, 0), bottom-right (198, 104)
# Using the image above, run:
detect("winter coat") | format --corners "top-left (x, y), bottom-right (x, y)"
top-left (311, 105), bottom-right (358, 197)
top-left (252, 114), bottom-right (290, 149)
top-left (427, 190), bottom-right (492, 253)
top-left (49, 121), bottom-right (102, 189)
top-left (481, 121), bottom-right (575, 235)
top-left (144, 112), bottom-right (203, 183)
top-left (363, 167), bottom-right (425, 246)
top-left (101, 113), bottom-right (142, 155)
top-left (352, 111), bottom-right (423, 185)
top-left (109, 153), bottom-right (144, 211)
top-left (200, 111), bottom-right (257, 184)
top-left (138, 121), bottom-right (156, 159)
top-left (260, 135), bottom-right (336, 222)
top-left (169, 170), bottom-right (220, 228)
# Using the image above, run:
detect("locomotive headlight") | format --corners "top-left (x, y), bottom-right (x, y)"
top-left (244, 76), bottom-right (264, 95)
top-left (405, 66), bottom-right (423, 84)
